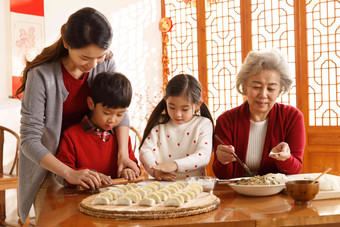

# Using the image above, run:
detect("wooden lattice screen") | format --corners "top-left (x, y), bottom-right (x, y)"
top-left (162, 0), bottom-right (340, 174)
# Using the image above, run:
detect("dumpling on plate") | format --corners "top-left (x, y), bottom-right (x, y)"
top-left (91, 195), bottom-right (110, 205)
top-left (115, 196), bottom-right (132, 206)
top-left (147, 192), bottom-right (162, 204)
top-left (139, 197), bottom-right (156, 207)
top-left (164, 197), bottom-right (182, 207)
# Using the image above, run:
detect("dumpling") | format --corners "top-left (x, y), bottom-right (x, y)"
top-left (147, 192), bottom-right (162, 204)
top-left (167, 184), bottom-right (180, 192)
top-left (164, 187), bottom-right (177, 194)
top-left (159, 189), bottom-right (171, 197)
top-left (149, 181), bottom-right (163, 190)
top-left (174, 182), bottom-right (185, 189)
top-left (188, 182), bottom-right (203, 193)
top-left (144, 184), bottom-right (158, 192)
top-left (139, 197), bottom-right (156, 207)
top-left (183, 189), bottom-right (195, 199)
top-left (119, 186), bottom-right (129, 193)
top-left (142, 187), bottom-right (153, 194)
top-left (177, 191), bottom-right (190, 202)
top-left (164, 197), bottom-right (181, 207)
top-left (115, 196), bottom-right (132, 206)
top-left (91, 195), bottom-right (110, 205)
top-left (134, 188), bottom-right (147, 199)
top-left (100, 191), bottom-right (116, 201)
top-left (108, 187), bottom-right (124, 196)
top-left (124, 191), bottom-right (141, 203)
top-left (171, 194), bottom-right (184, 203)
top-left (127, 183), bottom-right (138, 188)
top-left (185, 187), bottom-right (199, 197)
top-left (155, 191), bottom-right (168, 201)
top-left (122, 184), bottom-right (134, 191)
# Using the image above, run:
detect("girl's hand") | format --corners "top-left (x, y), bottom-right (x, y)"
top-left (153, 169), bottom-right (176, 181)
top-left (117, 156), bottom-right (141, 177)
top-left (269, 142), bottom-right (291, 161)
top-left (121, 168), bottom-right (137, 180)
top-left (151, 162), bottom-right (178, 173)
top-left (65, 169), bottom-right (101, 189)
top-left (216, 144), bottom-right (237, 165)
top-left (98, 172), bottom-right (113, 185)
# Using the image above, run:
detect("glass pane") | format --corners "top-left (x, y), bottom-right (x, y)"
top-left (205, 0), bottom-right (244, 120)
top-left (164, 0), bottom-right (199, 81)
top-left (306, 0), bottom-right (340, 126)
top-left (251, 0), bottom-right (297, 107)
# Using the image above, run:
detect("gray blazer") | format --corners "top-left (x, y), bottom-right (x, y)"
top-left (18, 59), bottom-right (129, 222)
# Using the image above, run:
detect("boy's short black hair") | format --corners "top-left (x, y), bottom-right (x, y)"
top-left (91, 72), bottom-right (132, 108)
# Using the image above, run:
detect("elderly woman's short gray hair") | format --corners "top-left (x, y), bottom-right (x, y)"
top-left (236, 49), bottom-right (293, 95)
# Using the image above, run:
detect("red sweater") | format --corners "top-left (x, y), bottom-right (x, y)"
top-left (213, 101), bottom-right (305, 179)
top-left (61, 63), bottom-right (91, 132)
top-left (57, 123), bottom-right (138, 181)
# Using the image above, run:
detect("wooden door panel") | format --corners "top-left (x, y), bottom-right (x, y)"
top-left (306, 150), bottom-right (340, 176)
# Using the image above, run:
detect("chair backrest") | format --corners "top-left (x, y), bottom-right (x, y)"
top-left (0, 126), bottom-right (20, 176)
top-left (129, 126), bottom-right (142, 152)
top-left (129, 126), bottom-right (149, 179)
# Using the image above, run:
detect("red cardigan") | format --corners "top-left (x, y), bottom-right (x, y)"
top-left (57, 123), bottom-right (138, 181)
top-left (213, 101), bottom-right (305, 179)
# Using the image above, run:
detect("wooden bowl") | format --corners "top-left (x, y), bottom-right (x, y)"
top-left (285, 180), bottom-right (319, 205)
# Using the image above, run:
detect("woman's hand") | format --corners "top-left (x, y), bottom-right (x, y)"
top-left (216, 144), bottom-right (237, 165)
top-left (98, 172), bottom-right (113, 185)
top-left (269, 142), bottom-right (291, 161)
top-left (64, 169), bottom-right (101, 189)
top-left (153, 169), bottom-right (176, 181)
top-left (121, 168), bottom-right (137, 180)
top-left (117, 155), bottom-right (141, 177)
top-left (151, 161), bottom-right (178, 173)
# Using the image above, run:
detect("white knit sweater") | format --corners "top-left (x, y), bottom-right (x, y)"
top-left (139, 116), bottom-right (213, 179)
top-left (245, 119), bottom-right (268, 175)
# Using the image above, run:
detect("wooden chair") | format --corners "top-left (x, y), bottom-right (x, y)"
top-left (129, 127), bottom-right (148, 179)
top-left (129, 126), bottom-right (142, 153)
top-left (0, 125), bottom-right (20, 226)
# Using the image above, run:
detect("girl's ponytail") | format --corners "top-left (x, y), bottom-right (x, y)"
top-left (200, 102), bottom-right (214, 124)
top-left (140, 99), bottom-right (170, 148)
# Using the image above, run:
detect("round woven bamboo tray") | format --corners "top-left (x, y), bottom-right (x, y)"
top-left (79, 192), bottom-right (220, 219)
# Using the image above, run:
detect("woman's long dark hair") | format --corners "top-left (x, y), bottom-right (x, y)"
top-left (140, 74), bottom-right (214, 148)
top-left (15, 7), bottom-right (113, 98)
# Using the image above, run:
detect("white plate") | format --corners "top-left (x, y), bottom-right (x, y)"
top-left (228, 177), bottom-right (285, 196)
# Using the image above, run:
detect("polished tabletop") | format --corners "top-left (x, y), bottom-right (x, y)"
top-left (36, 182), bottom-right (340, 227)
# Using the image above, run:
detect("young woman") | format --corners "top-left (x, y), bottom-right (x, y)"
top-left (139, 74), bottom-right (214, 181)
top-left (16, 7), bottom-right (139, 222)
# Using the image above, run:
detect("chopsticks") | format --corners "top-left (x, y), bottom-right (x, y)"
top-left (214, 134), bottom-right (252, 175)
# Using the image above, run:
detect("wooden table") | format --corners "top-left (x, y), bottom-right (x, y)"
top-left (36, 182), bottom-right (340, 226)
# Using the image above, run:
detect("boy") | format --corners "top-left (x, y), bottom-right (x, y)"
top-left (56, 72), bottom-right (138, 187)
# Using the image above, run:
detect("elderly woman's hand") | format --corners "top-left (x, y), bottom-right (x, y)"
top-left (216, 144), bottom-right (237, 165)
top-left (269, 142), bottom-right (291, 161)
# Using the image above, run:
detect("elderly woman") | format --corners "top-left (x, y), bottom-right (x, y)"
top-left (213, 49), bottom-right (305, 179)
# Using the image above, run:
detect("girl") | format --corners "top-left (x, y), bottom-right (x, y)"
top-left (16, 7), bottom-right (139, 223)
top-left (139, 74), bottom-right (214, 180)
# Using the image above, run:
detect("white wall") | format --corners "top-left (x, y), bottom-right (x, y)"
top-left (0, 0), bottom-right (11, 99)
top-left (0, 0), bottom-right (163, 222)
top-left (0, 0), bottom-right (21, 223)
top-left (44, 0), bottom-right (163, 131)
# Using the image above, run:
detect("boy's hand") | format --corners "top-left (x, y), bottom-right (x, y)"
top-left (117, 155), bottom-right (141, 177)
top-left (121, 168), bottom-right (137, 180)
top-left (153, 168), bottom-right (176, 181)
top-left (98, 172), bottom-right (113, 185)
